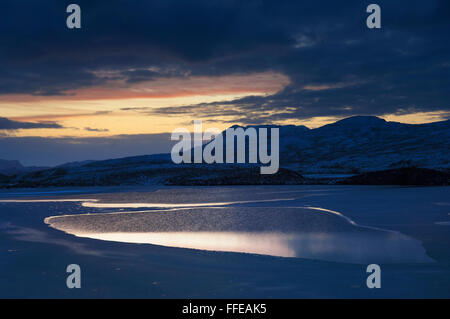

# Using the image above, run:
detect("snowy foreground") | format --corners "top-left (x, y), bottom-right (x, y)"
top-left (0, 185), bottom-right (449, 298)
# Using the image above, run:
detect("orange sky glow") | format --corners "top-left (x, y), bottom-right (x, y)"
top-left (1, 71), bottom-right (448, 137)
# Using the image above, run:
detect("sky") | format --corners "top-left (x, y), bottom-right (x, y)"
top-left (0, 0), bottom-right (449, 165)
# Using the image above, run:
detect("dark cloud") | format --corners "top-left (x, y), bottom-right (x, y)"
top-left (84, 127), bottom-right (109, 132)
top-left (0, 0), bottom-right (449, 120)
top-left (0, 117), bottom-right (63, 130)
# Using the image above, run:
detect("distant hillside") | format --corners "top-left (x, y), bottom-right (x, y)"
top-left (0, 159), bottom-right (48, 176)
top-left (276, 116), bottom-right (449, 174)
top-left (0, 159), bottom-right (23, 175)
top-left (338, 167), bottom-right (450, 186)
top-left (165, 167), bottom-right (305, 186)
top-left (201, 116), bottom-right (449, 174)
top-left (0, 173), bottom-right (9, 183)
top-left (1, 155), bottom-right (303, 187)
top-left (1, 116), bottom-right (449, 187)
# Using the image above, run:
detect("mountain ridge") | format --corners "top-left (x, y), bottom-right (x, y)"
top-left (1, 116), bottom-right (449, 187)
top-left (0, 159), bottom-right (49, 176)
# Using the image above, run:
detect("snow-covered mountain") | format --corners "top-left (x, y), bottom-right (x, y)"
top-left (1, 116), bottom-right (449, 187)
top-left (277, 116), bottom-right (450, 173)
top-left (203, 116), bottom-right (449, 174)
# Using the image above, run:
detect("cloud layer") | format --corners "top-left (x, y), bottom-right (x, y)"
top-left (0, 0), bottom-right (448, 124)
top-left (0, 117), bottom-right (63, 130)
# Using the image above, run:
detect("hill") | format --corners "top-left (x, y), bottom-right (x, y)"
top-left (1, 116), bottom-right (449, 187)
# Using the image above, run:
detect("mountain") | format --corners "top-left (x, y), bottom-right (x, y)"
top-left (57, 160), bottom-right (97, 168)
top-left (0, 159), bottom-right (48, 176)
top-left (201, 116), bottom-right (450, 174)
top-left (0, 159), bottom-right (24, 175)
top-left (1, 116), bottom-right (449, 187)
top-left (278, 116), bottom-right (450, 174)
top-left (0, 173), bottom-right (9, 183)
top-left (1, 154), bottom-right (303, 187)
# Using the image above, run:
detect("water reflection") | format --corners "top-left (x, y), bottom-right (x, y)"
top-left (44, 201), bottom-right (434, 264)
top-left (73, 230), bottom-right (433, 264)
top-left (80, 198), bottom-right (295, 208)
